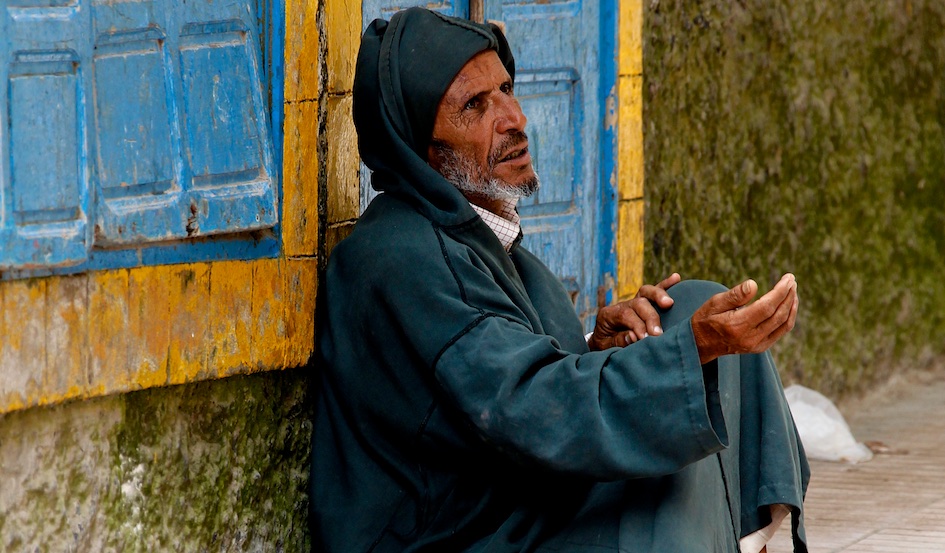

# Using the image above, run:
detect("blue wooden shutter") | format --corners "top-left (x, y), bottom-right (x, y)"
top-left (1, 0), bottom-right (278, 269)
top-left (1, 4), bottom-right (92, 269)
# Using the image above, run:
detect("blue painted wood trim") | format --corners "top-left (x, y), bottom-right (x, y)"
top-left (0, 236), bottom-right (281, 280)
top-left (597, 0), bottom-right (618, 306)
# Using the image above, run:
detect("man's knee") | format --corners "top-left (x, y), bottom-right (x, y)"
top-left (667, 280), bottom-right (727, 304)
top-left (660, 280), bottom-right (728, 329)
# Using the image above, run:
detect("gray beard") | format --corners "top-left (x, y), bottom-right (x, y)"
top-left (430, 142), bottom-right (540, 202)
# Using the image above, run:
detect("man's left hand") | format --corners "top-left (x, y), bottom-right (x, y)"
top-left (587, 273), bottom-right (681, 351)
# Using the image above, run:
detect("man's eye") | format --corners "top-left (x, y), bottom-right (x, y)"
top-left (464, 98), bottom-right (481, 110)
top-left (500, 82), bottom-right (513, 95)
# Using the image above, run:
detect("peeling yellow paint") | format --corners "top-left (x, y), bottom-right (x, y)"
top-left (283, 258), bottom-right (317, 368)
top-left (128, 266), bottom-right (171, 390)
top-left (284, 0), bottom-right (320, 103)
top-left (617, 200), bottom-right (645, 300)
top-left (209, 260), bottom-right (254, 376)
top-left (167, 264), bottom-right (211, 386)
top-left (616, 0), bottom-right (646, 299)
top-left (283, 99), bottom-right (320, 257)
top-left (251, 257), bottom-right (287, 370)
top-left (0, 257), bottom-right (321, 414)
top-left (325, 0), bottom-right (361, 93)
top-left (327, 94), bottom-right (359, 224)
top-left (45, 274), bottom-right (89, 400)
top-left (618, 75), bottom-right (644, 200)
top-left (0, 279), bottom-right (46, 409)
top-left (88, 270), bottom-right (131, 393)
top-left (619, 0), bottom-right (643, 77)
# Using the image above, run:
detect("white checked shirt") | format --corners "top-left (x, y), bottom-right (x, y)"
top-left (469, 199), bottom-right (522, 253)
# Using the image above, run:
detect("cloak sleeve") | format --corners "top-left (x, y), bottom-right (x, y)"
top-left (433, 314), bottom-right (729, 480)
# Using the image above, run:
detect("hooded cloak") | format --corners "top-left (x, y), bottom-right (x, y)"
top-left (311, 8), bottom-right (808, 553)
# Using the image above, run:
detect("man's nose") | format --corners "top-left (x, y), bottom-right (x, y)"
top-left (495, 95), bottom-right (527, 134)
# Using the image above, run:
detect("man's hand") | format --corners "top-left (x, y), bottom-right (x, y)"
top-left (691, 274), bottom-right (799, 365)
top-left (588, 273), bottom-right (681, 351)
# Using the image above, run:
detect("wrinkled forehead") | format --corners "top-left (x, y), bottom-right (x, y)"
top-left (440, 50), bottom-right (511, 107)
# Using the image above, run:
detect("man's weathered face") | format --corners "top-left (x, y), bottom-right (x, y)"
top-left (427, 50), bottom-right (539, 205)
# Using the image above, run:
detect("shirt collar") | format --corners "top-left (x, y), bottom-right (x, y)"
top-left (469, 199), bottom-right (522, 253)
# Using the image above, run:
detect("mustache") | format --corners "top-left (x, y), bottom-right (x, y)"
top-left (488, 131), bottom-right (529, 168)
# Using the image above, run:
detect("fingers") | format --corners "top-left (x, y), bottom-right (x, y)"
top-left (738, 273), bottom-right (795, 323)
top-left (590, 328), bottom-right (641, 351)
top-left (590, 294), bottom-right (666, 350)
top-left (691, 274), bottom-right (799, 362)
top-left (635, 273), bottom-right (680, 310)
top-left (622, 330), bottom-right (643, 346)
top-left (627, 298), bottom-right (663, 336)
top-left (737, 275), bottom-right (799, 353)
top-left (656, 272), bottom-right (681, 291)
top-left (708, 278), bottom-right (758, 314)
top-left (789, 291), bottom-right (799, 330)
top-left (636, 284), bottom-right (675, 310)
top-left (750, 281), bottom-right (796, 345)
top-left (753, 292), bottom-right (799, 352)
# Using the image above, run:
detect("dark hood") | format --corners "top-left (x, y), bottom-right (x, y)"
top-left (353, 7), bottom-right (516, 226)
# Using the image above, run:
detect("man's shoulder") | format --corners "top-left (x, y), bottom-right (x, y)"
top-left (330, 194), bottom-right (458, 274)
top-left (340, 195), bottom-right (437, 250)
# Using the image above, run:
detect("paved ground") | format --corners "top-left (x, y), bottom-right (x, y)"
top-left (768, 369), bottom-right (945, 553)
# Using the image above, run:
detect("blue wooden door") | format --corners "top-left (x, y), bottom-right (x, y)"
top-left (360, 0), bottom-right (615, 328)
top-left (1, 0), bottom-right (280, 271)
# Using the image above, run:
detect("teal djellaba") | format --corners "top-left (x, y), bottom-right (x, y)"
top-left (311, 7), bottom-right (809, 552)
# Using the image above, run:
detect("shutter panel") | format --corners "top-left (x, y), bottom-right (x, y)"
top-left (92, 0), bottom-right (278, 246)
top-left (91, 25), bottom-right (182, 243)
top-left (177, 18), bottom-right (277, 238)
top-left (1, 5), bottom-right (91, 269)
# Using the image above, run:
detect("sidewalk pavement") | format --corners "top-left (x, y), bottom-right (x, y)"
top-left (768, 369), bottom-right (945, 553)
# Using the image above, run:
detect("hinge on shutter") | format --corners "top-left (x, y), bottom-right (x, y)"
top-left (597, 274), bottom-right (615, 309)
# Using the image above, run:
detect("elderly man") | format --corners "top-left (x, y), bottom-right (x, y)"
top-left (311, 7), bottom-right (808, 553)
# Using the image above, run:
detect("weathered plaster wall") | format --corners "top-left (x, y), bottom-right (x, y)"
top-left (0, 370), bottom-right (312, 552)
top-left (643, 1), bottom-right (945, 395)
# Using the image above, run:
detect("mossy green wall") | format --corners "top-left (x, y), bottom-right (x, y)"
top-left (643, 1), bottom-right (945, 396)
top-left (0, 370), bottom-right (312, 552)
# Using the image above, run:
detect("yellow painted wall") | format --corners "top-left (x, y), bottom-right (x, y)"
top-left (0, 246), bottom-right (317, 415)
top-left (616, 0), bottom-right (645, 300)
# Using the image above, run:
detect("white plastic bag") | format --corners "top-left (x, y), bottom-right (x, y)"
top-left (784, 385), bottom-right (873, 463)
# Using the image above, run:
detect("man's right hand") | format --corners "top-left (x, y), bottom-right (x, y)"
top-left (690, 274), bottom-right (799, 365)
